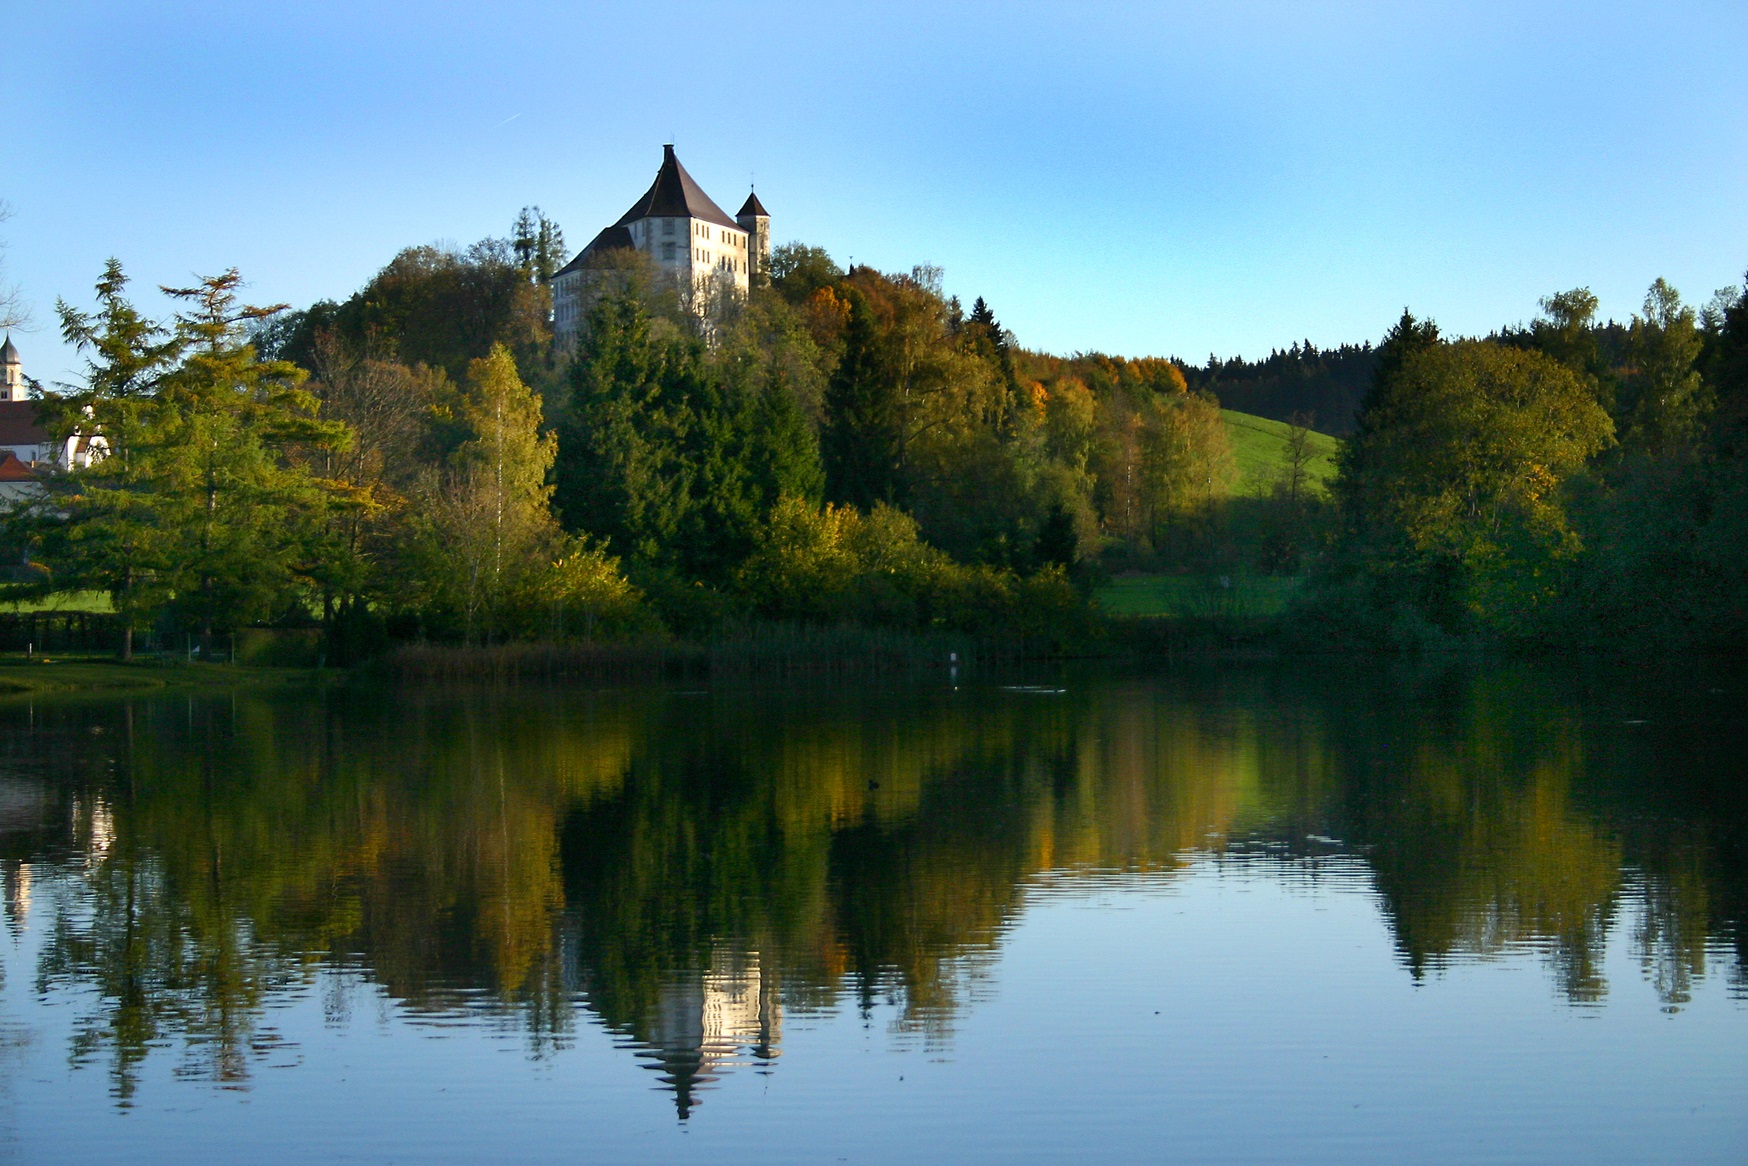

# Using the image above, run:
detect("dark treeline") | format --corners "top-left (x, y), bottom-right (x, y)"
top-left (1177, 320), bottom-right (1643, 438)
top-left (1185, 340), bottom-right (1378, 435)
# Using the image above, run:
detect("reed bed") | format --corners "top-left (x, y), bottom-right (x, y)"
top-left (373, 623), bottom-right (1049, 685)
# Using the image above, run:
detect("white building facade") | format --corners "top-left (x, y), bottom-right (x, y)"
top-left (551, 146), bottom-right (770, 349)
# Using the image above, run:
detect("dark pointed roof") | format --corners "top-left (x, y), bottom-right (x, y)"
top-left (736, 191), bottom-right (768, 219)
top-left (0, 402), bottom-right (48, 446)
top-left (552, 224), bottom-right (636, 279)
top-left (614, 145), bottom-right (740, 231)
top-left (0, 335), bottom-right (17, 364)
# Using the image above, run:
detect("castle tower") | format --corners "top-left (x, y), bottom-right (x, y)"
top-left (551, 146), bottom-right (761, 349)
top-left (0, 336), bottom-right (21, 403)
top-left (736, 191), bottom-right (770, 285)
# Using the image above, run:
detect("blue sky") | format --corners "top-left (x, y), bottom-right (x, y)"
top-left (5, 1), bottom-right (1746, 386)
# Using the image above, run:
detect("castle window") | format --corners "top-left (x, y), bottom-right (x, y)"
top-left (663, 219), bottom-right (674, 236)
top-left (663, 242), bottom-right (675, 260)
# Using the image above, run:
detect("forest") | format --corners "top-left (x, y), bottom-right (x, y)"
top-left (8, 207), bottom-right (1748, 658)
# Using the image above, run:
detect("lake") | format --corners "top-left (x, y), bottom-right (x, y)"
top-left (0, 660), bottom-right (1742, 1163)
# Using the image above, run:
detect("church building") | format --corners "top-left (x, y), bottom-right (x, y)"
top-left (551, 146), bottom-right (769, 349)
top-left (0, 338), bottom-right (100, 483)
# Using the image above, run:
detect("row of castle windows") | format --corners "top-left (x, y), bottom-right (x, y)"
top-left (675, 220), bottom-right (744, 247)
top-left (652, 241), bottom-right (745, 273)
top-left (639, 219), bottom-right (752, 247)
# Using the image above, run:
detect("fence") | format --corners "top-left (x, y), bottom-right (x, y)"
top-left (0, 612), bottom-right (123, 653)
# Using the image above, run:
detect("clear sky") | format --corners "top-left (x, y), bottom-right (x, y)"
top-left (5, 1), bottom-right (1746, 386)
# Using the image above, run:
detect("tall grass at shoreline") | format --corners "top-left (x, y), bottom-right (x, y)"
top-left (373, 623), bottom-right (1050, 684)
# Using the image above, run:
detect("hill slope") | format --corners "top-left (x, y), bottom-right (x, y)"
top-left (1221, 409), bottom-right (1341, 497)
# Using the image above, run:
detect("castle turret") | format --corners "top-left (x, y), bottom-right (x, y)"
top-left (736, 191), bottom-right (770, 285)
top-left (0, 336), bottom-right (21, 403)
top-left (551, 147), bottom-right (758, 349)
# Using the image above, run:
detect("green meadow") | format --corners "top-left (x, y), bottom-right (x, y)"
top-left (1096, 410), bottom-right (1339, 619)
top-left (1220, 409), bottom-right (1340, 496)
top-left (0, 590), bottom-right (116, 614)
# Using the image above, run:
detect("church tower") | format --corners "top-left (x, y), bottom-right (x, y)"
top-left (0, 336), bottom-right (22, 403)
top-left (736, 191), bottom-right (770, 285)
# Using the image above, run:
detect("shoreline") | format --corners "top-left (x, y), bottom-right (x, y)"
top-left (0, 654), bottom-right (339, 694)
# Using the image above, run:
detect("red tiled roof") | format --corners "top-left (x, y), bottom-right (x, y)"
top-left (0, 451), bottom-right (37, 481)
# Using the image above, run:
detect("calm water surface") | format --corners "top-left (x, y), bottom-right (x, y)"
top-left (0, 661), bottom-right (1742, 1163)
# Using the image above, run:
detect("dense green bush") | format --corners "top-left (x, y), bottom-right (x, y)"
top-left (735, 496), bottom-right (1087, 641)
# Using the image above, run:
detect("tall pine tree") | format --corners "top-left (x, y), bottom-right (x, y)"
top-left (822, 290), bottom-right (902, 509)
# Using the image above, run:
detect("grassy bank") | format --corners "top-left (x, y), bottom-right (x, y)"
top-left (0, 576), bottom-right (1314, 694)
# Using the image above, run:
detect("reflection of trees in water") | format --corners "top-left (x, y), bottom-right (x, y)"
top-left (1282, 661), bottom-right (1747, 1006)
top-left (1, 663), bottom-right (1742, 1108)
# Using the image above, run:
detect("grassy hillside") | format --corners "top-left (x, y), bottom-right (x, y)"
top-left (1221, 409), bottom-right (1340, 497)
top-left (1095, 411), bottom-right (1341, 619)
top-left (0, 590), bottom-right (115, 614)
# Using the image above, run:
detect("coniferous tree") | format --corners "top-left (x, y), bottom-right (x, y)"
top-left (1336, 310), bottom-right (1442, 542)
top-left (966, 295), bottom-right (1021, 433)
top-left (513, 207), bottom-right (567, 283)
top-left (23, 267), bottom-right (354, 657)
top-left (822, 290), bottom-right (902, 509)
top-left (154, 272), bottom-right (355, 652)
top-left (1710, 271), bottom-right (1748, 457)
top-left (28, 262), bottom-right (183, 657)
top-left (555, 294), bottom-right (695, 562)
top-left (556, 291), bottom-right (819, 583)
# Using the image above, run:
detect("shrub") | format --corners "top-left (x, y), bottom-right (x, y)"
top-left (524, 538), bottom-right (659, 639)
top-left (735, 496), bottom-right (1092, 643)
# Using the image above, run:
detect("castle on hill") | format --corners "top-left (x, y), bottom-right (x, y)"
top-left (551, 145), bottom-right (769, 349)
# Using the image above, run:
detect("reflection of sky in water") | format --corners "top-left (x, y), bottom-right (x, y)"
top-left (0, 668), bottom-right (1742, 1163)
top-left (3, 860), bottom-right (1744, 1164)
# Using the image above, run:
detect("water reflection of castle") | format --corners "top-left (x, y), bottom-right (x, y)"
top-left (629, 950), bottom-right (781, 1119)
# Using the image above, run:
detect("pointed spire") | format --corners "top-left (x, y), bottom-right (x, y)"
top-left (0, 335), bottom-right (17, 364)
top-left (737, 190), bottom-right (769, 218)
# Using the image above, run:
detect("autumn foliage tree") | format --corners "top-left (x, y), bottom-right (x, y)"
top-left (1334, 336), bottom-right (1613, 634)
